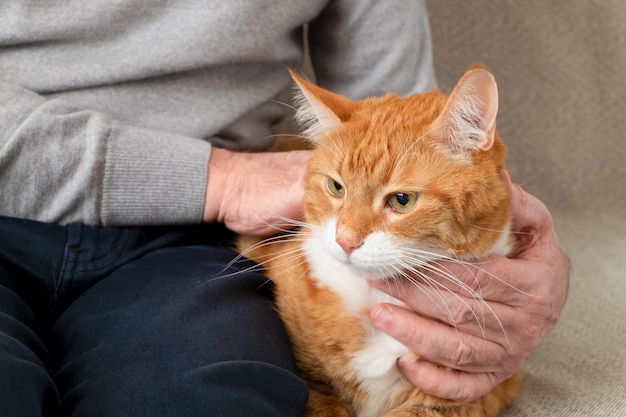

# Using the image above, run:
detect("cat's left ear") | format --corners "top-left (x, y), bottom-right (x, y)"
top-left (433, 66), bottom-right (498, 154)
top-left (289, 69), bottom-right (353, 142)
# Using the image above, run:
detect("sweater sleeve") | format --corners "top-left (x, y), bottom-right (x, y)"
top-left (308, 0), bottom-right (437, 98)
top-left (0, 81), bottom-right (212, 226)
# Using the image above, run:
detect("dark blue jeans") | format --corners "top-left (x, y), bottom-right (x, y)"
top-left (0, 216), bottom-right (307, 417)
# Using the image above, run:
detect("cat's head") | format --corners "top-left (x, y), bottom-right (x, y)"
top-left (292, 66), bottom-right (512, 279)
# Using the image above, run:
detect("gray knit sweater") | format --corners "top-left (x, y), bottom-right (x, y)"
top-left (0, 0), bottom-right (435, 226)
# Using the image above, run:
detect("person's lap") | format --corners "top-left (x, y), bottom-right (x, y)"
top-left (0, 217), bottom-right (307, 417)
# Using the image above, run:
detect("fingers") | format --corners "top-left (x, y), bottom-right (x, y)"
top-left (507, 179), bottom-right (563, 262)
top-left (370, 303), bottom-right (522, 402)
top-left (368, 258), bottom-right (528, 341)
top-left (506, 182), bottom-right (570, 312)
top-left (370, 303), bottom-right (516, 373)
top-left (396, 358), bottom-right (504, 403)
top-left (369, 280), bottom-right (497, 342)
top-left (503, 171), bottom-right (551, 232)
top-left (380, 256), bottom-right (527, 303)
top-left (508, 180), bottom-right (549, 232)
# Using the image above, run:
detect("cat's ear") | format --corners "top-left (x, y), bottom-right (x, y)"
top-left (433, 65), bottom-right (498, 154)
top-left (289, 69), bottom-right (352, 142)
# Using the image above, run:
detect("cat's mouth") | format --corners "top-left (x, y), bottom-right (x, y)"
top-left (330, 249), bottom-right (418, 281)
top-left (318, 221), bottom-right (449, 280)
top-left (319, 238), bottom-right (393, 279)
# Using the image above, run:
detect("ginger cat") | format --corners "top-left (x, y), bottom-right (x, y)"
top-left (237, 66), bottom-right (521, 417)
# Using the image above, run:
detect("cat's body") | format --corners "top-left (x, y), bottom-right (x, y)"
top-left (237, 66), bottom-right (521, 416)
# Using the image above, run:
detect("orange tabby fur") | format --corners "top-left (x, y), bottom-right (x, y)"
top-left (237, 66), bottom-right (521, 417)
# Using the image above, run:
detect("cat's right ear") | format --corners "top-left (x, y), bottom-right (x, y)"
top-left (289, 69), bottom-right (352, 142)
top-left (432, 65), bottom-right (499, 155)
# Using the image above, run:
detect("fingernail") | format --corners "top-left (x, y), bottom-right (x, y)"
top-left (367, 279), bottom-right (382, 289)
top-left (373, 305), bottom-right (391, 325)
top-left (398, 352), bottom-right (419, 365)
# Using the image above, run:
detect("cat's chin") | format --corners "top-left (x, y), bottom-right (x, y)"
top-left (342, 262), bottom-right (390, 281)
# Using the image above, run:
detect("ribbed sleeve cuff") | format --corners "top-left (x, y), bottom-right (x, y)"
top-left (101, 123), bottom-right (212, 226)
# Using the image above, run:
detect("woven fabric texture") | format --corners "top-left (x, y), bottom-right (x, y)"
top-left (427, 1), bottom-right (626, 416)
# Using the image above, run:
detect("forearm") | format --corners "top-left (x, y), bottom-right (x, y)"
top-left (0, 81), bottom-right (211, 226)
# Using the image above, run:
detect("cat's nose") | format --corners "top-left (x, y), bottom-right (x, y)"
top-left (335, 236), bottom-right (363, 256)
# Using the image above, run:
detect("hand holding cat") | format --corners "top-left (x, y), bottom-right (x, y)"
top-left (369, 175), bottom-right (570, 403)
top-left (204, 148), bottom-right (313, 236)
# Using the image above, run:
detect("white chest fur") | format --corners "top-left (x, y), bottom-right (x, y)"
top-left (303, 231), bottom-right (415, 417)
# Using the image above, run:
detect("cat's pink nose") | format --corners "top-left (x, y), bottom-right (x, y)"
top-left (335, 236), bottom-right (363, 256)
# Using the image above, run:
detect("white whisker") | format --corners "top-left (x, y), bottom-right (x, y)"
top-left (262, 132), bottom-right (309, 142)
top-left (388, 247), bottom-right (515, 346)
top-left (270, 99), bottom-right (298, 112)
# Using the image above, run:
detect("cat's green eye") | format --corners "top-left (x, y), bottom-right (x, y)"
top-left (387, 192), bottom-right (418, 212)
top-left (326, 177), bottom-right (345, 197)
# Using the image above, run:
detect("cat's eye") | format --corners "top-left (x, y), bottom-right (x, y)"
top-left (325, 177), bottom-right (345, 197)
top-left (387, 192), bottom-right (418, 212)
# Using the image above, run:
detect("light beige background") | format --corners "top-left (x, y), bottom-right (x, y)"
top-left (427, 1), bottom-right (626, 416)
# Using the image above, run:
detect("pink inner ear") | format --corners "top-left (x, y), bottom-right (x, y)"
top-left (467, 70), bottom-right (498, 150)
top-left (295, 82), bottom-right (341, 132)
top-left (435, 68), bottom-right (499, 153)
top-left (290, 72), bottom-right (353, 142)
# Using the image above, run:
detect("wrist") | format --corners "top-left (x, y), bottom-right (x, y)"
top-left (204, 147), bottom-right (235, 223)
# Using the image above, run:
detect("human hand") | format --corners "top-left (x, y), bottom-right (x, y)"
top-left (369, 176), bottom-right (570, 403)
top-left (204, 148), bottom-right (313, 236)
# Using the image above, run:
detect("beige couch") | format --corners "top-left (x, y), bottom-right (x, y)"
top-left (426, 1), bottom-right (626, 416)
